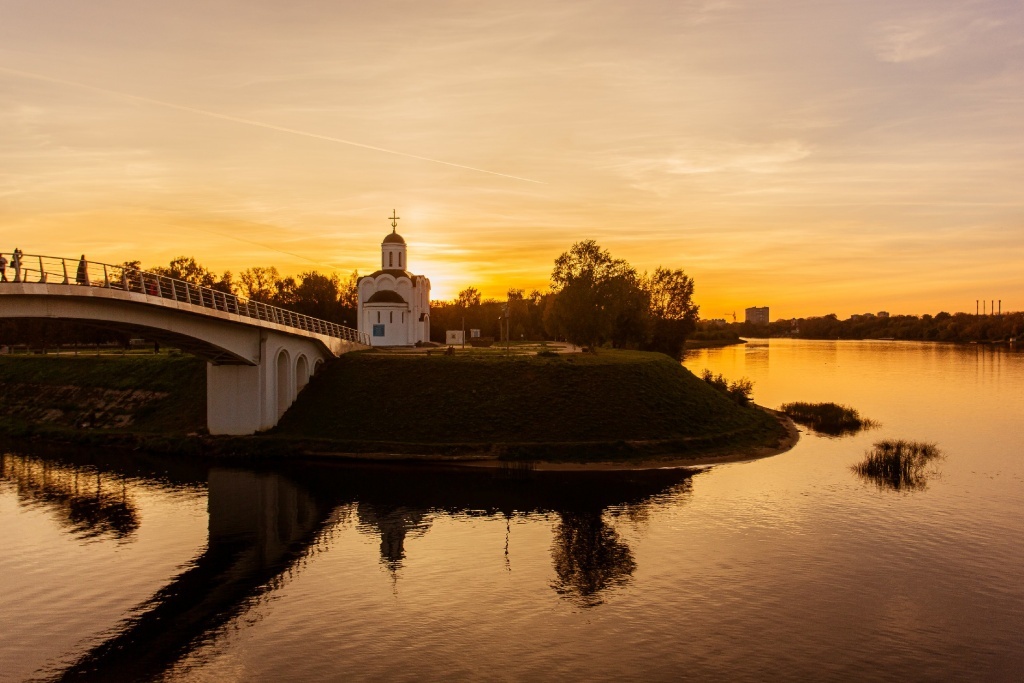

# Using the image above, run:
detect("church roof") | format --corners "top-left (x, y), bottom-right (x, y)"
top-left (383, 231), bottom-right (406, 245)
top-left (360, 269), bottom-right (417, 282)
top-left (366, 289), bottom-right (408, 305)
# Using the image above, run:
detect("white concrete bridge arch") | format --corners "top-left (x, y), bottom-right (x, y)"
top-left (0, 253), bottom-right (369, 434)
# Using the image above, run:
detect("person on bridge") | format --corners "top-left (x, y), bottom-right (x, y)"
top-left (12, 248), bottom-right (22, 283)
top-left (75, 255), bottom-right (91, 286)
top-left (0, 252), bottom-right (7, 282)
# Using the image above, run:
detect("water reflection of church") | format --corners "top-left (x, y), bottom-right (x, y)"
top-left (356, 503), bottom-right (431, 571)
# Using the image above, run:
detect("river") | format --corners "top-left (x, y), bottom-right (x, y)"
top-left (1, 340), bottom-right (1021, 681)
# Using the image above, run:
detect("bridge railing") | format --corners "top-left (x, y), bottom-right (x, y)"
top-left (0, 253), bottom-right (370, 345)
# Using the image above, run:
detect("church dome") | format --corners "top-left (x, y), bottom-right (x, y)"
top-left (383, 231), bottom-right (406, 245)
top-left (366, 289), bottom-right (407, 304)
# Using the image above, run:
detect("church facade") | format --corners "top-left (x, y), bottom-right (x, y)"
top-left (357, 216), bottom-right (431, 346)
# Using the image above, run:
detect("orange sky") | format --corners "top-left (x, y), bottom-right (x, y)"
top-left (2, 0), bottom-right (1022, 318)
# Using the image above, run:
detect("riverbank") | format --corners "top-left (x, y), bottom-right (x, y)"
top-left (0, 350), bottom-right (793, 467)
top-left (0, 354), bottom-right (206, 436)
top-left (292, 409), bottom-right (799, 470)
top-left (273, 350), bottom-right (789, 462)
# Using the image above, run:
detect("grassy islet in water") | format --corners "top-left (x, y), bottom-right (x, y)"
top-left (781, 401), bottom-right (876, 436)
top-left (853, 439), bottom-right (942, 491)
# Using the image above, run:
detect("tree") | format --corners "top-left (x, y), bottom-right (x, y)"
top-left (646, 267), bottom-right (698, 322)
top-left (272, 276), bottom-right (299, 307)
top-left (643, 267), bottom-right (699, 357)
top-left (213, 271), bottom-right (234, 294)
top-left (154, 256), bottom-right (215, 287)
top-left (152, 256), bottom-right (233, 293)
top-left (339, 271), bottom-right (360, 311)
top-left (456, 287), bottom-right (482, 309)
top-left (291, 271), bottom-right (343, 321)
top-left (547, 240), bottom-right (644, 349)
top-left (238, 266), bottom-right (280, 302)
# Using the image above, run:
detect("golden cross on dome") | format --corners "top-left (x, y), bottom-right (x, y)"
top-left (389, 209), bottom-right (400, 231)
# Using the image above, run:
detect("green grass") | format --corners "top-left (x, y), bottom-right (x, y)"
top-left (853, 440), bottom-right (942, 491)
top-left (275, 349), bottom-right (786, 459)
top-left (0, 351), bottom-right (789, 462)
top-left (780, 401), bottom-right (876, 436)
top-left (0, 355), bottom-right (206, 434)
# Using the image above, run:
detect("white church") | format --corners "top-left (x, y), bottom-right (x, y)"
top-left (357, 213), bottom-right (431, 346)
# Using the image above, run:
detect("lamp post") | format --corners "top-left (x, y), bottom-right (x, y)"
top-left (502, 302), bottom-right (510, 355)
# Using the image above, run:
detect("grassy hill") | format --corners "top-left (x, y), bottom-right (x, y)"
top-left (0, 350), bottom-right (788, 463)
top-left (274, 350), bottom-right (786, 460)
top-left (0, 354), bottom-right (206, 435)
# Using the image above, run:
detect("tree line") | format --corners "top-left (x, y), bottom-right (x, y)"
top-left (431, 240), bottom-right (699, 357)
top-left (3, 244), bottom-right (702, 357)
top-left (142, 257), bottom-right (361, 328)
top-left (1, 255), bottom-right (362, 350)
top-left (706, 311), bottom-right (1022, 343)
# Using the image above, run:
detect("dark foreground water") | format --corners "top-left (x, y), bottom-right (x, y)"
top-left (1, 340), bottom-right (1022, 682)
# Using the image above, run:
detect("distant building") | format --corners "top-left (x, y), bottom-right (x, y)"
top-left (745, 306), bottom-right (769, 325)
top-left (705, 318), bottom-right (728, 326)
top-left (877, 311), bottom-right (890, 318)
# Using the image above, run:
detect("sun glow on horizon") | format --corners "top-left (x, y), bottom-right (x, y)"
top-left (1, 0), bottom-right (1021, 318)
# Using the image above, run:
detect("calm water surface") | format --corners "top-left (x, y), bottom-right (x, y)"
top-left (1, 340), bottom-right (1022, 682)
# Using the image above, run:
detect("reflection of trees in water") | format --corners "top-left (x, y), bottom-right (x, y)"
top-left (551, 511), bottom-right (636, 608)
top-left (0, 452), bottom-right (139, 540)
top-left (3, 445), bottom-right (696, 681)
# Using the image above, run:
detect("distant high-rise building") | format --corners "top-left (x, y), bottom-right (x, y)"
top-left (745, 306), bottom-right (769, 325)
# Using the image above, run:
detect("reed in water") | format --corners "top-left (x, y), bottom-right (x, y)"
top-left (853, 440), bottom-right (942, 491)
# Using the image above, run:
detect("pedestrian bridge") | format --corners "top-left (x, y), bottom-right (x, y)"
top-left (0, 253), bottom-right (370, 435)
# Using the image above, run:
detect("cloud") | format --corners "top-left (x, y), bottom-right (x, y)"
top-left (871, 8), bottom-right (1007, 63)
top-left (611, 139), bottom-right (811, 197)
top-left (661, 140), bottom-right (812, 175)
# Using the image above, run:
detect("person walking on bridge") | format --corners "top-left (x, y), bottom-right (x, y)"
top-left (75, 254), bottom-right (91, 286)
top-left (11, 248), bottom-right (22, 283)
top-left (0, 252), bottom-right (7, 282)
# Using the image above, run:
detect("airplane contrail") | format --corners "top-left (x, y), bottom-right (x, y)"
top-left (180, 224), bottom-right (351, 272)
top-left (133, 205), bottom-right (358, 271)
top-left (0, 65), bottom-right (544, 184)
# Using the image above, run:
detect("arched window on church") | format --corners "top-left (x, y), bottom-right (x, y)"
top-left (377, 312), bottom-right (380, 323)
top-left (390, 311), bottom-right (393, 323)
top-left (389, 252), bottom-right (393, 267)
top-left (399, 253), bottom-right (403, 268)
top-left (402, 312), bottom-right (405, 323)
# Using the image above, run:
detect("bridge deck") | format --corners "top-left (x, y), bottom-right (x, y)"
top-left (0, 254), bottom-right (369, 354)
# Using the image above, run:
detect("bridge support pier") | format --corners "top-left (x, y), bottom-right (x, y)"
top-left (206, 332), bottom-right (333, 435)
top-left (207, 364), bottom-right (269, 435)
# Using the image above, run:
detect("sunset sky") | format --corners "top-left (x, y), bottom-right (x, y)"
top-left (2, 0), bottom-right (1022, 318)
